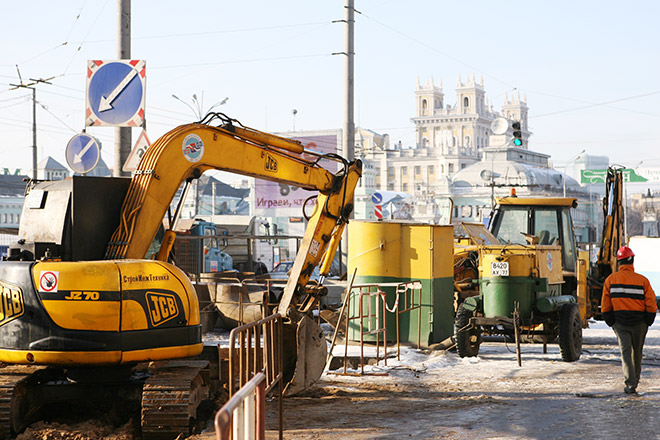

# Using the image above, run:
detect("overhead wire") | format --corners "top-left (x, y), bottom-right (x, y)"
top-left (357, 10), bottom-right (516, 89)
top-left (62, 0), bottom-right (112, 76)
top-left (530, 90), bottom-right (660, 119)
top-left (37, 101), bottom-right (78, 133)
top-left (358, 8), bottom-right (659, 122)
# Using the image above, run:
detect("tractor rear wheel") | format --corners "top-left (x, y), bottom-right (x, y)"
top-left (455, 303), bottom-right (481, 357)
top-left (559, 303), bottom-right (582, 362)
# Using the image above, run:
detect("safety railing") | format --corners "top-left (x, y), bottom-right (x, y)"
top-left (329, 279), bottom-right (424, 375)
top-left (335, 284), bottom-right (388, 376)
top-left (228, 313), bottom-right (283, 439)
top-left (391, 281), bottom-right (423, 360)
top-left (215, 372), bottom-right (266, 440)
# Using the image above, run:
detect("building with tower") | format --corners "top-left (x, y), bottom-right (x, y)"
top-left (359, 74), bottom-right (533, 223)
top-left (409, 73), bottom-right (530, 181)
top-left (356, 74), bottom-right (601, 243)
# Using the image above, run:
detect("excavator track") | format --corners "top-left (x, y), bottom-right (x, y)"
top-left (0, 365), bottom-right (51, 439)
top-left (141, 360), bottom-right (210, 440)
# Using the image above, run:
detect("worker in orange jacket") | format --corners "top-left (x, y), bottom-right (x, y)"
top-left (601, 246), bottom-right (658, 394)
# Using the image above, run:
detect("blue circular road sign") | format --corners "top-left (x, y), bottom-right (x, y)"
top-left (371, 192), bottom-right (383, 204)
top-left (88, 61), bottom-right (144, 125)
top-left (66, 133), bottom-right (100, 174)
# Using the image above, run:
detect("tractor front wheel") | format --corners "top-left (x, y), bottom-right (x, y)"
top-left (455, 303), bottom-right (481, 357)
top-left (558, 303), bottom-right (582, 362)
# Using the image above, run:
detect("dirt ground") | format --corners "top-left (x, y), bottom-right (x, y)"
top-left (252, 323), bottom-right (660, 440)
top-left (16, 322), bottom-right (660, 439)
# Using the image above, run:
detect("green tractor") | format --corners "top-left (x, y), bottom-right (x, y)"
top-left (454, 168), bottom-right (625, 362)
top-left (454, 197), bottom-right (589, 362)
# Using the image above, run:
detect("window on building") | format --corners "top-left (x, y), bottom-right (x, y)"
top-left (388, 182), bottom-right (394, 190)
top-left (440, 165), bottom-right (445, 174)
top-left (461, 163), bottom-right (466, 169)
top-left (402, 183), bottom-right (408, 192)
top-left (463, 96), bottom-right (469, 108)
top-left (414, 165), bottom-right (421, 175)
top-left (428, 165), bottom-right (434, 174)
top-left (388, 167), bottom-right (394, 176)
top-left (401, 167), bottom-right (407, 175)
top-left (448, 163), bottom-right (454, 173)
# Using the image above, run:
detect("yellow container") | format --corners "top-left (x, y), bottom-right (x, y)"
top-left (347, 221), bottom-right (454, 346)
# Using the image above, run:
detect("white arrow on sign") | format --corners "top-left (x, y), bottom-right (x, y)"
top-left (99, 68), bottom-right (138, 112)
top-left (74, 138), bottom-right (96, 164)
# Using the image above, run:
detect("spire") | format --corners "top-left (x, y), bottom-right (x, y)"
top-left (457, 73), bottom-right (462, 87)
top-left (438, 77), bottom-right (442, 89)
top-left (504, 91), bottom-right (508, 104)
top-left (430, 74), bottom-right (434, 88)
top-left (480, 74), bottom-right (484, 86)
top-left (416, 76), bottom-right (420, 88)
top-left (471, 72), bottom-right (476, 85)
top-left (523, 93), bottom-right (527, 103)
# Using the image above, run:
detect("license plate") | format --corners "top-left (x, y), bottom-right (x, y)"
top-left (491, 261), bottom-right (509, 276)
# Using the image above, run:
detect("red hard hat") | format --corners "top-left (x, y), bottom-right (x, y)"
top-left (617, 246), bottom-right (635, 260)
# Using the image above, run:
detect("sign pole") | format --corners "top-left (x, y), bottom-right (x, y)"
top-left (115, 0), bottom-right (132, 177)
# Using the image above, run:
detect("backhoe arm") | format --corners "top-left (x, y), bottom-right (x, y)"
top-left (105, 117), bottom-right (362, 313)
top-left (105, 120), bottom-right (348, 260)
top-left (596, 167), bottom-right (624, 281)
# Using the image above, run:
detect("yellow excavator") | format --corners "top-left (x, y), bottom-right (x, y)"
top-left (1, 113), bottom-right (361, 439)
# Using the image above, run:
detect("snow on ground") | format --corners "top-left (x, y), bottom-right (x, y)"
top-left (190, 318), bottom-right (660, 440)
top-left (327, 319), bottom-right (655, 382)
top-left (273, 319), bottom-right (660, 439)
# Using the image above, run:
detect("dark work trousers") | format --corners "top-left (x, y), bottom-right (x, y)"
top-left (612, 321), bottom-right (649, 390)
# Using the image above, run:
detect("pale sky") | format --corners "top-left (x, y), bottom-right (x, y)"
top-left (1, 0), bottom-right (659, 177)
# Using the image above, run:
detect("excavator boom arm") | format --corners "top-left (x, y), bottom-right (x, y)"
top-left (105, 122), bottom-right (344, 260)
top-left (104, 119), bottom-right (362, 315)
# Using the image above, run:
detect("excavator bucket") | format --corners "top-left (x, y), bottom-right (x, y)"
top-left (281, 314), bottom-right (327, 396)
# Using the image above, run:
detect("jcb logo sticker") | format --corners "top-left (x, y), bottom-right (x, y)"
top-left (264, 153), bottom-right (278, 172)
top-left (146, 292), bottom-right (179, 327)
top-left (0, 282), bottom-right (24, 326)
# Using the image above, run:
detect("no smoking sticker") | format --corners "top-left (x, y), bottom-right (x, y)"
top-left (39, 271), bottom-right (59, 292)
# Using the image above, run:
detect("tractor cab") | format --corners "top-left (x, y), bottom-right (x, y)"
top-left (489, 196), bottom-right (578, 274)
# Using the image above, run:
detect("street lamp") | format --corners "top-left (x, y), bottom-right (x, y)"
top-left (563, 149), bottom-right (586, 197)
top-left (172, 93), bottom-right (229, 121)
top-left (172, 92), bottom-right (228, 216)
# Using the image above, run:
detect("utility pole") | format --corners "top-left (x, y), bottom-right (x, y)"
top-left (339, 0), bottom-right (355, 277)
top-left (115, 0), bottom-right (131, 177)
top-left (30, 88), bottom-right (36, 179)
top-left (10, 72), bottom-right (53, 180)
top-left (342, 0), bottom-right (355, 161)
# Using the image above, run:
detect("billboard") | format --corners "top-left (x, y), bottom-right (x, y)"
top-left (254, 133), bottom-right (340, 216)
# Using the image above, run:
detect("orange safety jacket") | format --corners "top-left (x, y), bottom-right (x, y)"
top-left (601, 264), bottom-right (657, 327)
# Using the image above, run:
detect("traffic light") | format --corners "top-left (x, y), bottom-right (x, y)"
top-left (512, 121), bottom-right (523, 147)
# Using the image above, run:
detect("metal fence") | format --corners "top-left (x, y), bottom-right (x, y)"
top-left (228, 313), bottom-right (283, 439)
top-left (215, 372), bottom-right (266, 440)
